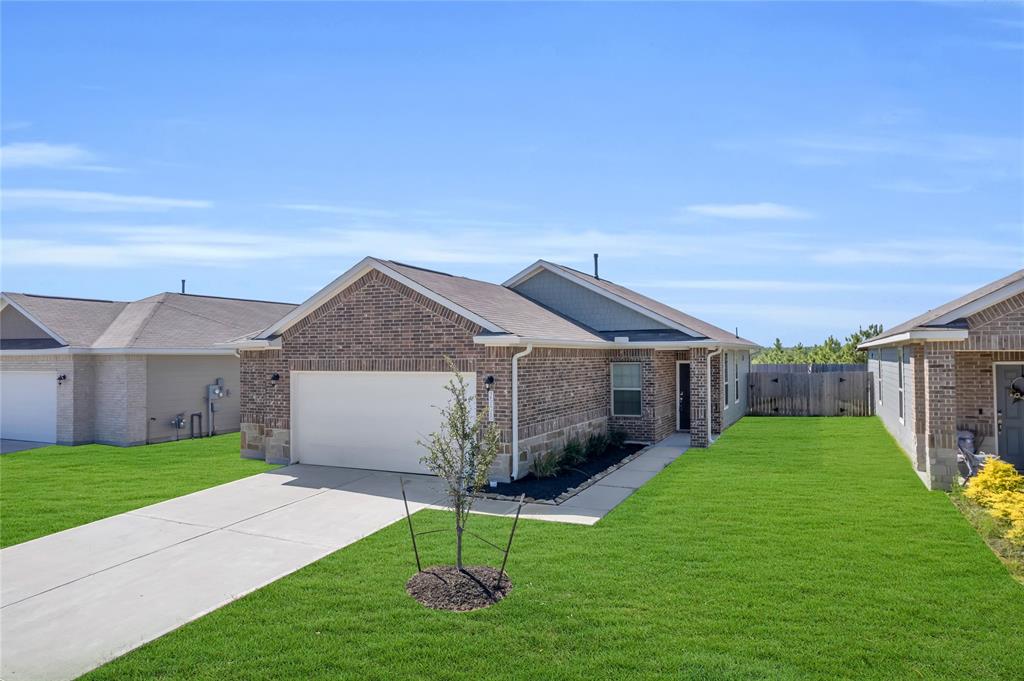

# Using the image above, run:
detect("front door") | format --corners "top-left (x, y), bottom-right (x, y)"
top-left (996, 364), bottom-right (1024, 471)
top-left (678, 363), bottom-right (691, 431)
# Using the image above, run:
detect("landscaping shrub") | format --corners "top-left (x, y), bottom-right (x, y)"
top-left (585, 432), bottom-right (609, 459)
top-left (964, 460), bottom-right (1024, 545)
top-left (608, 428), bottom-right (627, 450)
top-left (561, 437), bottom-right (586, 467)
top-left (529, 450), bottom-right (562, 478)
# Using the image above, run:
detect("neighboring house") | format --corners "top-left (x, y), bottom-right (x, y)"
top-left (859, 269), bottom-right (1024, 489)
top-left (235, 257), bottom-right (757, 481)
top-left (0, 292), bottom-right (295, 446)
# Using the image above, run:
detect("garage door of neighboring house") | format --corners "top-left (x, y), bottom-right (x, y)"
top-left (1, 371), bottom-right (58, 443)
top-left (290, 371), bottom-right (474, 474)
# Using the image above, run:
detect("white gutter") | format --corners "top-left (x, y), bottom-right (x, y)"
top-left (0, 347), bottom-right (240, 356)
top-left (706, 347), bottom-right (722, 444)
top-left (473, 335), bottom-right (757, 351)
top-left (510, 343), bottom-right (534, 480)
top-left (857, 328), bottom-right (968, 349)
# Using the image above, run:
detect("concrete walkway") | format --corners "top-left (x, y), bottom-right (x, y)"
top-left (0, 439), bottom-right (49, 455)
top-left (0, 433), bottom-right (690, 680)
top-left (0, 466), bottom-right (448, 681)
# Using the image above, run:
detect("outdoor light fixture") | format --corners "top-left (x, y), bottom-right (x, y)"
top-left (485, 375), bottom-right (495, 386)
top-left (57, 374), bottom-right (67, 385)
top-left (270, 373), bottom-right (281, 385)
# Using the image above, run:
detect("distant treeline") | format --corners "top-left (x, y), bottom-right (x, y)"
top-left (752, 324), bottom-right (883, 365)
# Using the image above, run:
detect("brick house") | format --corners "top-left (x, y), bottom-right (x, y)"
top-left (859, 269), bottom-right (1024, 489)
top-left (0, 292), bottom-right (294, 446)
top-left (235, 257), bottom-right (757, 481)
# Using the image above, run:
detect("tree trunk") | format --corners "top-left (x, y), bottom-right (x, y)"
top-left (456, 524), bottom-right (464, 570)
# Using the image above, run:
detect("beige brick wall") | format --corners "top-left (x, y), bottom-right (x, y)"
top-left (93, 355), bottom-right (147, 446)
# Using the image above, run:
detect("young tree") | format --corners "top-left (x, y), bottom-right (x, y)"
top-left (418, 358), bottom-right (502, 571)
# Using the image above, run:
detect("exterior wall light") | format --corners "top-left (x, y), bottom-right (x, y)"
top-left (270, 373), bottom-right (281, 385)
top-left (57, 374), bottom-right (67, 386)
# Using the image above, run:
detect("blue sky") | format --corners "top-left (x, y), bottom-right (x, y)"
top-left (2, 2), bottom-right (1022, 345)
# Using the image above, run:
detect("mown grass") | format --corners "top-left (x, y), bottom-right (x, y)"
top-left (87, 418), bottom-right (1024, 680)
top-left (0, 434), bottom-right (276, 548)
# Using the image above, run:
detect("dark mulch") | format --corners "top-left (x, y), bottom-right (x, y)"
top-left (487, 443), bottom-right (644, 501)
top-left (406, 565), bottom-right (512, 611)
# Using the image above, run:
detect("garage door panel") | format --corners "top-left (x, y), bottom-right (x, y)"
top-left (1, 371), bottom-right (58, 443)
top-left (291, 371), bottom-right (473, 474)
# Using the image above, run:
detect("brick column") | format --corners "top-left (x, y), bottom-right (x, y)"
top-left (690, 348), bottom-right (709, 447)
top-left (910, 345), bottom-right (926, 472)
top-left (923, 347), bottom-right (957, 490)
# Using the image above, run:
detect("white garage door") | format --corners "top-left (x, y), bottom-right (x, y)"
top-left (1, 371), bottom-right (57, 443)
top-left (291, 371), bottom-right (474, 473)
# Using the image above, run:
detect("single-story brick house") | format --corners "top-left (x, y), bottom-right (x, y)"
top-left (859, 268), bottom-right (1024, 489)
top-left (0, 291), bottom-right (295, 446)
top-left (235, 257), bottom-right (758, 481)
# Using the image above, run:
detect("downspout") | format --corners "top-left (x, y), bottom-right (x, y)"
top-left (510, 343), bottom-right (534, 480)
top-left (706, 347), bottom-right (722, 445)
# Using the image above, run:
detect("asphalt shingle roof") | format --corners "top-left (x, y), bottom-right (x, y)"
top-left (3, 292), bottom-right (296, 350)
top-left (862, 268), bottom-right (1024, 344)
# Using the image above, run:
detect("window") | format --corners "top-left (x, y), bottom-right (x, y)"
top-left (898, 347), bottom-right (905, 422)
top-left (735, 353), bottom-right (741, 404)
top-left (724, 353), bottom-right (730, 407)
top-left (877, 352), bottom-right (883, 404)
top-left (611, 362), bottom-right (642, 416)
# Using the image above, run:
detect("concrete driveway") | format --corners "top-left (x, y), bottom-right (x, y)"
top-left (0, 435), bottom-right (689, 681)
top-left (0, 465), bottom-right (448, 681)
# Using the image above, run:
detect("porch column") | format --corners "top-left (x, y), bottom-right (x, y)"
top-left (690, 348), bottom-right (709, 447)
top-left (910, 345), bottom-right (927, 472)
top-left (923, 346), bottom-right (957, 490)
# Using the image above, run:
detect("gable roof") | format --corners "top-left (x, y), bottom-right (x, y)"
top-left (1, 291), bottom-right (295, 352)
top-left (254, 257), bottom-right (604, 343)
top-left (253, 256), bottom-right (756, 349)
top-left (505, 260), bottom-right (758, 347)
top-left (858, 268), bottom-right (1024, 349)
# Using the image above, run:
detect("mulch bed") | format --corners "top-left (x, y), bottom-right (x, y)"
top-left (406, 565), bottom-right (512, 611)
top-left (486, 443), bottom-right (644, 501)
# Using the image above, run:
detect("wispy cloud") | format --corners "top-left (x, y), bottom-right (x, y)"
top-left (874, 179), bottom-right (973, 194)
top-left (2, 189), bottom-right (211, 212)
top-left (684, 202), bottom-right (813, 220)
top-left (787, 132), bottom-right (1022, 164)
top-left (813, 237), bottom-right (1024, 270)
top-left (0, 142), bottom-right (120, 172)
top-left (274, 203), bottom-right (399, 219)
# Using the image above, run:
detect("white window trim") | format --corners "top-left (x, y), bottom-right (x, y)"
top-left (877, 353), bottom-right (883, 405)
top-left (897, 347), bottom-right (905, 425)
top-left (723, 352), bottom-right (730, 410)
top-left (734, 353), bottom-right (741, 404)
top-left (610, 361), bottom-right (642, 418)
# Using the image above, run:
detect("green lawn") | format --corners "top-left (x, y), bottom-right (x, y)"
top-left (87, 418), bottom-right (1024, 681)
top-left (0, 434), bottom-right (276, 548)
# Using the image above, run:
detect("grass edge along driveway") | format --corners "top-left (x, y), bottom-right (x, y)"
top-left (86, 418), bottom-right (1024, 681)
top-left (0, 434), bottom-right (276, 548)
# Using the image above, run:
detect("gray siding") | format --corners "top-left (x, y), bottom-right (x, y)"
top-left (871, 347), bottom-right (919, 464)
top-left (146, 355), bottom-right (240, 443)
top-left (513, 270), bottom-right (670, 332)
top-left (1, 306), bottom-right (51, 339)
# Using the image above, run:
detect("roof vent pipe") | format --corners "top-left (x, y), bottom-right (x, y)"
top-left (181, 279), bottom-right (186, 294)
top-left (593, 253), bottom-right (599, 280)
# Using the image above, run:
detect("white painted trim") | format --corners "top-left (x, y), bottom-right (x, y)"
top-left (675, 359), bottom-right (692, 432)
top-left (503, 260), bottom-right (705, 338)
top-left (220, 338), bottom-right (282, 351)
top-left (256, 257), bottom-right (504, 340)
top-left (610, 361), bottom-right (642, 418)
top-left (0, 347), bottom-right (238, 357)
top-left (931, 278), bottom-right (1024, 325)
top-left (858, 328), bottom-right (969, 349)
top-left (0, 293), bottom-right (69, 346)
top-left (992, 360), bottom-right (1024, 458)
top-left (897, 347), bottom-right (905, 425)
top-left (472, 334), bottom-right (749, 350)
top-left (723, 352), bottom-right (730, 410)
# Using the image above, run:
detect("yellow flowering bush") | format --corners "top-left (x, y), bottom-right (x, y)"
top-left (964, 460), bottom-right (1024, 544)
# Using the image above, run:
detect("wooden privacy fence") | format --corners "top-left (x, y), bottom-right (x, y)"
top-left (751, 363), bottom-right (867, 374)
top-left (748, 371), bottom-right (874, 417)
